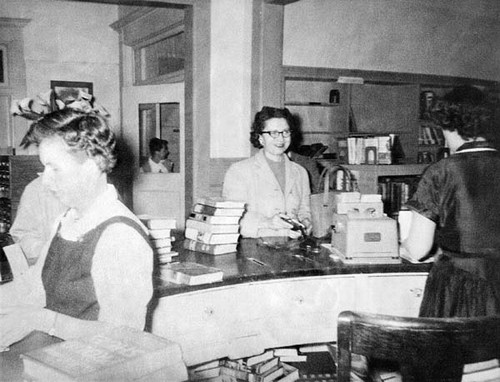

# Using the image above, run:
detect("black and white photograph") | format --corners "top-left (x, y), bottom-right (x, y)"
top-left (1, 1), bottom-right (499, 381)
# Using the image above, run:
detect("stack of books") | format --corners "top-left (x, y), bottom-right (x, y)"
top-left (338, 135), bottom-right (393, 165)
top-left (138, 215), bottom-right (178, 264)
top-left (184, 197), bottom-right (245, 255)
top-left (188, 352), bottom-right (299, 382)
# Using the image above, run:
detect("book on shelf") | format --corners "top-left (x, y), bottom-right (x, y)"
top-left (189, 212), bottom-right (241, 225)
top-left (193, 203), bottom-right (245, 217)
top-left (377, 135), bottom-right (392, 164)
top-left (137, 215), bottom-right (177, 230)
top-left (21, 325), bottom-right (187, 382)
top-left (183, 238), bottom-right (238, 255)
top-left (195, 197), bottom-right (245, 209)
top-left (185, 227), bottom-right (240, 245)
top-left (159, 261), bottom-right (223, 285)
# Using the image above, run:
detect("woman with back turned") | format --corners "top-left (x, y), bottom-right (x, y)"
top-left (403, 86), bottom-right (500, 317)
top-left (0, 109), bottom-right (153, 348)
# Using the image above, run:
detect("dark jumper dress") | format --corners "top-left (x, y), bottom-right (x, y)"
top-left (41, 216), bottom-right (150, 320)
top-left (407, 141), bottom-right (500, 317)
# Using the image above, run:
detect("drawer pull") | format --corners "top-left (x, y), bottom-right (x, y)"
top-left (410, 288), bottom-right (423, 297)
top-left (204, 307), bottom-right (215, 317)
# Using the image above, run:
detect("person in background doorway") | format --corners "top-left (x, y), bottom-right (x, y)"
top-left (402, 85), bottom-right (500, 318)
top-left (141, 137), bottom-right (174, 173)
top-left (0, 109), bottom-right (153, 349)
top-left (222, 106), bottom-right (312, 238)
top-left (10, 176), bottom-right (67, 264)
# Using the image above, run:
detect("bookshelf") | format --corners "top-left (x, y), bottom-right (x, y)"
top-left (282, 66), bottom-right (500, 164)
top-left (340, 164), bottom-right (428, 194)
top-left (378, 175), bottom-right (421, 218)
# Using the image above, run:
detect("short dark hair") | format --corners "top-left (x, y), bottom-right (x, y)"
top-left (250, 106), bottom-right (296, 148)
top-left (431, 86), bottom-right (493, 140)
top-left (21, 109), bottom-right (117, 173)
top-left (149, 138), bottom-right (168, 154)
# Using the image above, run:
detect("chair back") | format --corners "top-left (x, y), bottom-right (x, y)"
top-left (337, 311), bottom-right (500, 382)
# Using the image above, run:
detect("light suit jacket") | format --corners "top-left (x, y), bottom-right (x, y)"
top-left (222, 149), bottom-right (311, 237)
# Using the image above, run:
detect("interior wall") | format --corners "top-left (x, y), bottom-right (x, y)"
top-left (0, 0), bottom-right (120, 151)
top-left (283, 0), bottom-right (500, 82)
top-left (210, 0), bottom-right (253, 159)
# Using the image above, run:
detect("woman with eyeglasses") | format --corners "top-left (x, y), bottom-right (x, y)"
top-left (223, 106), bottom-right (312, 238)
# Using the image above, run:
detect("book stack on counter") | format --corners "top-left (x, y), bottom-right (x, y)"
top-left (21, 325), bottom-right (188, 382)
top-left (188, 350), bottom-right (300, 382)
top-left (184, 197), bottom-right (246, 255)
top-left (138, 215), bottom-right (178, 264)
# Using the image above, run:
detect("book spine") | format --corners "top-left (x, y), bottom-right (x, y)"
top-left (183, 239), bottom-right (218, 255)
top-left (193, 204), bottom-right (218, 215)
top-left (185, 219), bottom-right (240, 234)
top-left (189, 213), bottom-right (240, 225)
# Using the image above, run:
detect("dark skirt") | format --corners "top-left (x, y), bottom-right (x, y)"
top-left (419, 254), bottom-right (500, 318)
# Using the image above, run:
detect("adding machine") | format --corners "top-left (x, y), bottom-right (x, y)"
top-left (330, 192), bottom-right (400, 264)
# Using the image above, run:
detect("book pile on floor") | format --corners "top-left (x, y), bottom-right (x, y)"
top-left (21, 325), bottom-right (188, 382)
top-left (184, 197), bottom-right (245, 255)
top-left (188, 349), bottom-right (300, 382)
top-left (159, 261), bottom-right (223, 286)
top-left (138, 215), bottom-right (179, 264)
top-left (188, 344), bottom-right (338, 382)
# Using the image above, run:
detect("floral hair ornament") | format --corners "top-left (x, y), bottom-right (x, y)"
top-left (11, 88), bottom-right (109, 120)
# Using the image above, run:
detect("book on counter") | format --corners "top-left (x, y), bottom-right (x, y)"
top-left (185, 227), bottom-right (240, 245)
top-left (148, 228), bottom-right (172, 240)
top-left (157, 251), bottom-right (178, 265)
top-left (195, 197), bottom-right (245, 210)
top-left (137, 215), bottom-right (177, 230)
top-left (21, 325), bottom-right (187, 382)
top-left (189, 212), bottom-right (241, 226)
top-left (183, 238), bottom-right (238, 255)
top-left (151, 237), bottom-right (175, 248)
top-left (185, 218), bottom-right (240, 234)
top-left (193, 203), bottom-right (245, 217)
top-left (160, 261), bottom-right (223, 285)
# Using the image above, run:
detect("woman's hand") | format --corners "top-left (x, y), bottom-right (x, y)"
top-left (268, 214), bottom-right (305, 239)
top-left (301, 218), bottom-right (313, 236)
top-left (0, 306), bottom-right (54, 351)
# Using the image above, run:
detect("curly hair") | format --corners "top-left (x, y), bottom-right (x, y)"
top-left (431, 101), bottom-right (493, 140)
top-left (250, 106), bottom-right (296, 148)
top-left (21, 109), bottom-right (117, 173)
top-left (430, 85), bottom-right (494, 140)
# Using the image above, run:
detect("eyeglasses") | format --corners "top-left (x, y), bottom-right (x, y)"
top-left (261, 129), bottom-right (291, 139)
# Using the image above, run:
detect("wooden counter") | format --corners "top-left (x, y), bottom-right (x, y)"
top-left (150, 238), bottom-right (432, 366)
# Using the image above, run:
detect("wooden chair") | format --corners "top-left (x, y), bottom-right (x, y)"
top-left (337, 311), bottom-right (500, 382)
